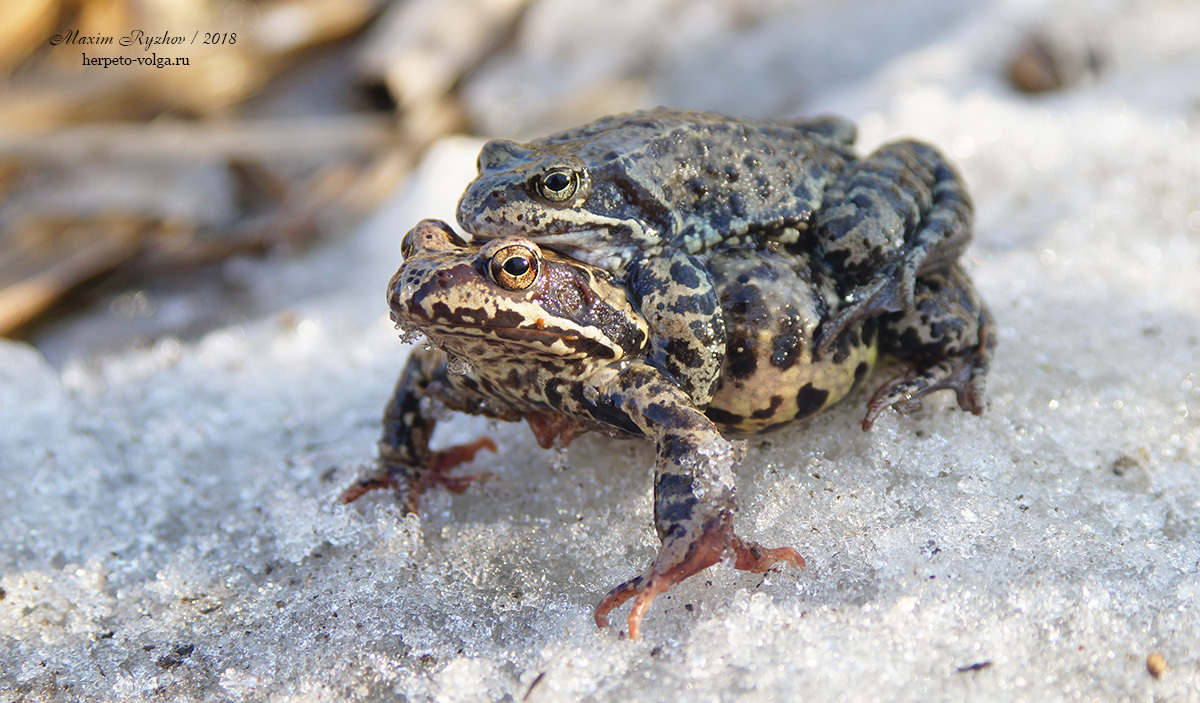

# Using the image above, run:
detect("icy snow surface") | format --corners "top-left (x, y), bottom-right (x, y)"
top-left (3, 1), bottom-right (1200, 701)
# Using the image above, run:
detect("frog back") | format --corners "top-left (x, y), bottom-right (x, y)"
top-left (559, 109), bottom-right (856, 252)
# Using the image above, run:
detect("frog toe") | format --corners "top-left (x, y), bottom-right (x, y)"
top-left (728, 535), bottom-right (806, 573)
top-left (338, 472), bottom-right (404, 507)
top-left (426, 437), bottom-right (499, 476)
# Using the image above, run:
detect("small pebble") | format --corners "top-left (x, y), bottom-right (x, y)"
top-left (1147, 653), bottom-right (1167, 679)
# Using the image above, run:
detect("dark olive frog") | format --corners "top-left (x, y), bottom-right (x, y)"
top-left (345, 212), bottom-right (994, 639)
top-left (457, 108), bottom-right (982, 411)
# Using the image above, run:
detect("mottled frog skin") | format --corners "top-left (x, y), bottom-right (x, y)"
top-left (344, 218), bottom-right (995, 639)
top-left (457, 108), bottom-right (977, 411)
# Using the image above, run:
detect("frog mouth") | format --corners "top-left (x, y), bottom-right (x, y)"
top-left (515, 229), bottom-right (635, 271)
top-left (416, 317), bottom-right (615, 358)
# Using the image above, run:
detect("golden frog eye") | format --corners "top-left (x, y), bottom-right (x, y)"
top-left (535, 167), bottom-right (579, 202)
top-left (489, 244), bottom-right (540, 290)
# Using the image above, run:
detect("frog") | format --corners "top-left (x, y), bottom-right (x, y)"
top-left (343, 218), bottom-right (995, 639)
top-left (456, 108), bottom-right (981, 414)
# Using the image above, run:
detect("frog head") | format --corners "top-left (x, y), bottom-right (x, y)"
top-left (456, 127), bottom-right (681, 273)
top-left (390, 219), bottom-right (649, 366)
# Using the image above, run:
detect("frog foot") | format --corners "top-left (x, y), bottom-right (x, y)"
top-left (861, 357), bottom-right (987, 431)
top-left (817, 272), bottom-right (910, 357)
top-left (339, 437), bottom-right (498, 512)
top-left (593, 517), bottom-right (805, 640)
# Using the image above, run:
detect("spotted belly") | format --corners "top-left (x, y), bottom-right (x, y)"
top-left (706, 333), bottom-right (876, 435)
top-left (700, 247), bottom-right (878, 435)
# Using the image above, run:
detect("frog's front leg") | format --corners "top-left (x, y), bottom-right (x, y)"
top-left (813, 140), bottom-right (973, 353)
top-left (626, 250), bottom-right (726, 406)
top-left (340, 346), bottom-right (500, 512)
top-left (862, 264), bottom-right (996, 430)
top-left (585, 361), bottom-right (804, 639)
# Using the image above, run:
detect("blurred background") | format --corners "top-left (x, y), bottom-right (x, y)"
top-left (0, 0), bottom-right (1119, 365)
top-left (3, 4), bottom-right (1200, 699)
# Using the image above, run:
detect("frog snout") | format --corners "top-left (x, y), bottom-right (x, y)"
top-left (456, 188), bottom-right (510, 233)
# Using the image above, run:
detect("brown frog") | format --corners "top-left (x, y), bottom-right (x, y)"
top-left (344, 218), bottom-right (994, 639)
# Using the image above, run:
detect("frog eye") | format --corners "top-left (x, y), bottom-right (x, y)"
top-left (489, 244), bottom-right (540, 290)
top-left (535, 167), bottom-right (579, 202)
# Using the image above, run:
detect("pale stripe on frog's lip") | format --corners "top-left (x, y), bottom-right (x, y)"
top-left (417, 319), bottom-right (626, 360)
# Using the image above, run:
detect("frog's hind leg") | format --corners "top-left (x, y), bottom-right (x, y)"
top-left (862, 265), bottom-right (995, 431)
top-left (813, 140), bottom-right (973, 355)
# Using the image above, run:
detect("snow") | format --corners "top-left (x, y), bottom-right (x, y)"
top-left (3, 0), bottom-right (1199, 701)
